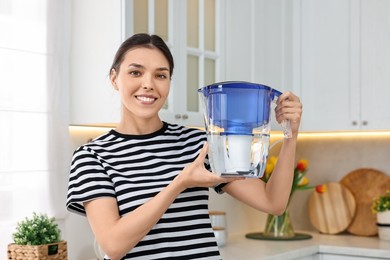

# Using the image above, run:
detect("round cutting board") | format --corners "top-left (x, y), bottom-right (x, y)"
top-left (340, 168), bottom-right (390, 236)
top-left (308, 182), bottom-right (356, 234)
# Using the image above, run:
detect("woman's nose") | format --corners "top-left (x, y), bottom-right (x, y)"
top-left (142, 75), bottom-right (154, 90)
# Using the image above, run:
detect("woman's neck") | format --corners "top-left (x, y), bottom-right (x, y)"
top-left (115, 116), bottom-right (164, 135)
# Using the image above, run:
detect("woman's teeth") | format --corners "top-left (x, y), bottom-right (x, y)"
top-left (136, 96), bottom-right (156, 102)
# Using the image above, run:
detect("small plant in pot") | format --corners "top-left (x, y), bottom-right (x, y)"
top-left (372, 190), bottom-right (390, 240)
top-left (7, 212), bottom-right (68, 260)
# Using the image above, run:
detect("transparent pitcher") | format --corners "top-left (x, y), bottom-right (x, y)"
top-left (198, 81), bottom-right (292, 178)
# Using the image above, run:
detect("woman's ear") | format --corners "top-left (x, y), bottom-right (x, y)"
top-left (110, 69), bottom-right (118, 90)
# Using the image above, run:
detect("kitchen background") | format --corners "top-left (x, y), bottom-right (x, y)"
top-left (1, 0), bottom-right (390, 259)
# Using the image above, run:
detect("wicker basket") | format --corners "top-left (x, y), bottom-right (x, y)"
top-left (7, 241), bottom-right (67, 260)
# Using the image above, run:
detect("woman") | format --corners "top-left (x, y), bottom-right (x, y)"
top-left (66, 33), bottom-right (302, 260)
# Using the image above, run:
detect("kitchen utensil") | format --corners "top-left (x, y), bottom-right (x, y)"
top-left (340, 168), bottom-right (390, 236)
top-left (198, 81), bottom-right (291, 178)
top-left (307, 182), bottom-right (356, 234)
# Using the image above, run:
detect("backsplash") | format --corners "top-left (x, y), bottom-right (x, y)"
top-left (288, 133), bottom-right (390, 232)
top-left (66, 128), bottom-right (390, 258)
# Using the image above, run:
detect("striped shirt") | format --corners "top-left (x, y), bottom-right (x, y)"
top-left (66, 122), bottom-right (222, 259)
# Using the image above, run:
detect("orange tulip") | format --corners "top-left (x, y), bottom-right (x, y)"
top-left (296, 159), bottom-right (308, 172)
top-left (315, 184), bottom-right (327, 194)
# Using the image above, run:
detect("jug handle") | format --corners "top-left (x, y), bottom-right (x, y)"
top-left (280, 120), bottom-right (292, 139)
top-left (272, 90), bottom-right (293, 139)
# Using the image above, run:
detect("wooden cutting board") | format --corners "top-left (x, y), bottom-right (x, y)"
top-left (308, 182), bottom-right (356, 234)
top-left (340, 168), bottom-right (390, 236)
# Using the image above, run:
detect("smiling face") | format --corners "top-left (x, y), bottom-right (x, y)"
top-left (110, 47), bottom-right (171, 130)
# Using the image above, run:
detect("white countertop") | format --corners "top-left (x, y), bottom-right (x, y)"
top-left (219, 231), bottom-right (390, 259)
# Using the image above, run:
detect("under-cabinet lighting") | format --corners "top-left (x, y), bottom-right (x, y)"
top-left (271, 131), bottom-right (390, 139)
top-left (69, 125), bottom-right (390, 139)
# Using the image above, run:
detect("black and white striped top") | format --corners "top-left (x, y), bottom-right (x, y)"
top-left (66, 122), bottom-right (222, 259)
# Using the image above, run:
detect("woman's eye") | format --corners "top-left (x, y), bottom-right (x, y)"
top-left (157, 74), bottom-right (168, 79)
top-left (129, 71), bottom-right (141, 76)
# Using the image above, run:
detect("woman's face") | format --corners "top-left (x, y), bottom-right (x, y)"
top-left (110, 47), bottom-right (171, 122)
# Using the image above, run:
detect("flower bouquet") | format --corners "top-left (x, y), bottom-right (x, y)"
top-left (262, 157), bottom-right (313, 203)
top-left (261, 157), bottom-right (313, 238)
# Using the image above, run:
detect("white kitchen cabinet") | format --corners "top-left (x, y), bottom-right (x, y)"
top-left (294, 0), bottom-right (390, 131)
top-left (224, 0), bottom-right (294, 93)
top-left (70, 0), bottom-right (390, 130)
top-left (69, 0), bottom-right (122, 126)
top-left (359, 0), bottom-right (390, 130)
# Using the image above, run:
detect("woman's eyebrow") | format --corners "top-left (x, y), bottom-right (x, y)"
top-left (128, 63), bottom-right (169, 71)
top-left (127, 63), bottom-right (144, 69)
top-left (156, 67), bottom-right (169, 72)
top-left (127, 63), bottom-right (169, 72)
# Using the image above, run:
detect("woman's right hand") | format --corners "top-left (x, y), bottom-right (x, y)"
top-left (174, 142), bottom-right (242, 190)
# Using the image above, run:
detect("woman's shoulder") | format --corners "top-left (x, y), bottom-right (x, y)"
top-left (164, 122), bottom-right (206, 137)
top-left (73, 130), bottom-right (119, 154)
top-left (165, 122), bottom-right (204, 133)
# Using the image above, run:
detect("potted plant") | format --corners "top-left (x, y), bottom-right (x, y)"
top-left (7, 212), bottom-right (68, 259)
top-left (372, 190), bottom-right (390, 240)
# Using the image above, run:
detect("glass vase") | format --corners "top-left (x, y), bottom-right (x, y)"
top-left (263, 209), bottom-right (295, 238)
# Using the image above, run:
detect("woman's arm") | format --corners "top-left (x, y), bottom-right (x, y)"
top-left (222, 92), bottom-right (302, 215)
top-left (84, 143), bottom-right (237, 260)
top-left (84, 177), bottom-right (184, 260)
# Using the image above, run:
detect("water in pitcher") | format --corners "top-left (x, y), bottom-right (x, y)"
top-left (207, 132), bottom-right (270, 178)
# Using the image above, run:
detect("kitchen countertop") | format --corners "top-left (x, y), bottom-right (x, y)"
top-left (219, 231), bottom-right (390, 259)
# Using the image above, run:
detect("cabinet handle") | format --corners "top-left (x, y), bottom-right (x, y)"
top-left (362, 120), bottom-right (368, 126)
top-left (174, 114), bottom-right (189, 120)
top-left (352, 121), bottom-right (357, 126)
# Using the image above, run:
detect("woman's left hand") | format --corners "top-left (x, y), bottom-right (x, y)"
top-left (275, 92), bottom-right (302, 138)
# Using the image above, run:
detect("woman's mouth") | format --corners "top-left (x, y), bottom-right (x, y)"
top-left (136, 95), bottom-right (157, 104)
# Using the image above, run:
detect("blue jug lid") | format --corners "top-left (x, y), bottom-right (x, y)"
top-left (199, 81), bottom-right (282, 97)
top-left (198, 81), bottom-right (284, 135)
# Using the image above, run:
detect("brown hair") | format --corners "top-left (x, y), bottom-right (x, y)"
top-left (110, 33), bottom-right (174, 78)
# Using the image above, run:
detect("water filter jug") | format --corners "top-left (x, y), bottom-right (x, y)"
top-left (198, 81), bottom-right (292, 178)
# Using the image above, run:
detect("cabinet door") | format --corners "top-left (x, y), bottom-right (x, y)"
top-left (295, 0), bottom-right (390, 131)
top-left (225, 0), bottom-right (293, 93)
top-left (360, 0), bottom-right (390, 130)
top-left (69, 0), bottom-right (122, 126)
top-left (296, 0), bottom-right (360, 131)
